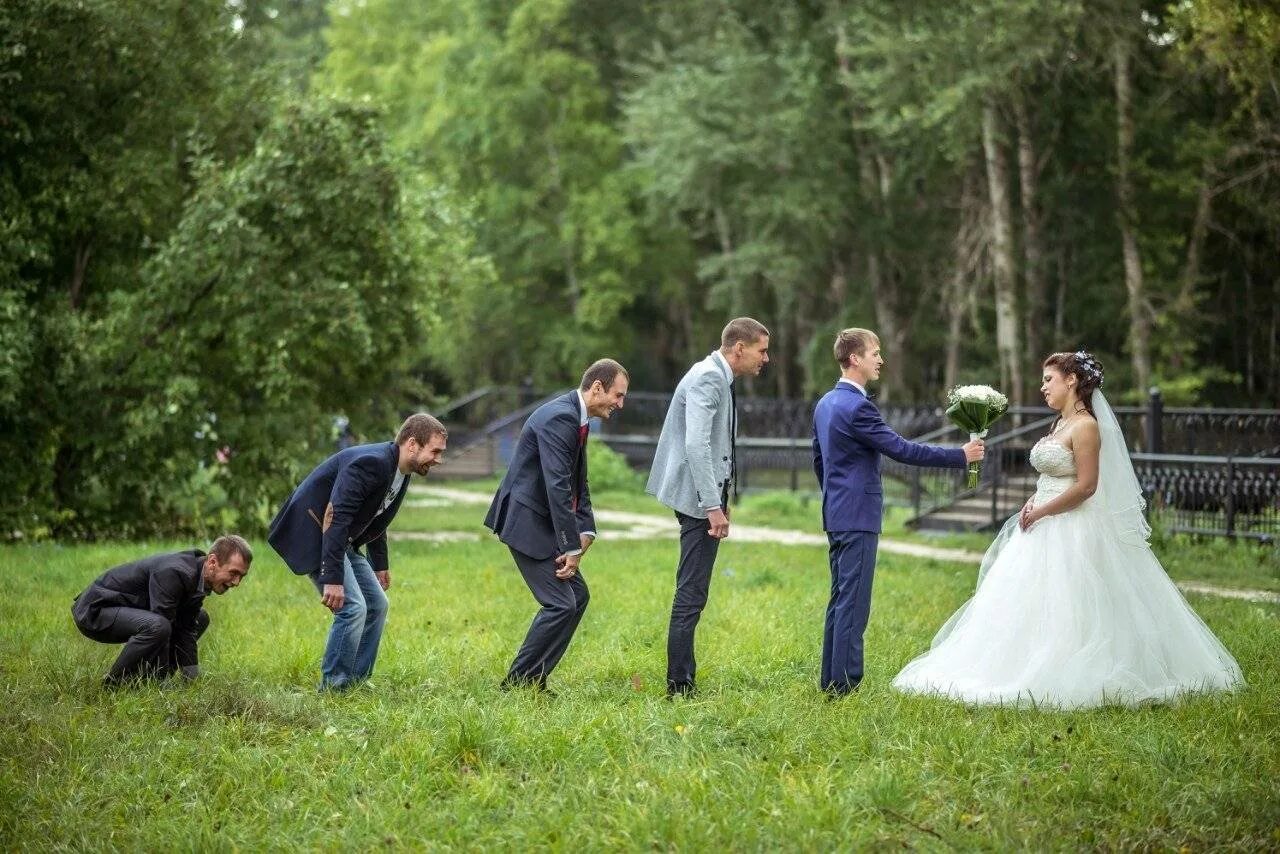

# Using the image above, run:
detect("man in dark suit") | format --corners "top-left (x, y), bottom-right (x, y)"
top-left (71, 535), bottom-right (253, 686)
top-left (268, 413), bottom-right (447, 691)
top-left (812, 328), bottom-right (984, 696)
top-left (484, 359), bottom-right (629, 693)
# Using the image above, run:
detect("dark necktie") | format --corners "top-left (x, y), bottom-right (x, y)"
top-left (728, 381), bottom-right (738, 504)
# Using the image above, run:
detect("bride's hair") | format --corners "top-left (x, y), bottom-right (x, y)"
top-left (1043, 350), bottom-right (1104, 414)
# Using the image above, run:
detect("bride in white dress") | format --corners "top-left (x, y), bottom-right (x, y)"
top-left (892, 351), bottom-right (1243, 708)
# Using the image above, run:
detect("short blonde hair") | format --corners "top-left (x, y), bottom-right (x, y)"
top-left (834, 328), bottom-right (879, 368)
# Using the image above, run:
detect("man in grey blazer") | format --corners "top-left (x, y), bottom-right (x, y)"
top-left (647, 317), bottom-right (770, 696)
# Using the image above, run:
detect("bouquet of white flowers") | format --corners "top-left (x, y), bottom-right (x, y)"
top-left (946, 385), bottom-right (1009, 488)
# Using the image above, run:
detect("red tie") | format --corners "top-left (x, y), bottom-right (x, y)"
top-left (573, 424), bottom-right (588, 511)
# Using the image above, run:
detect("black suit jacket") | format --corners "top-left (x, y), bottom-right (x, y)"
top-left (267, 441), bottom-right (409, 585)
top-left (484, 390), bottom-right (595, 560)
top-left (72, 550), bottom-right (209, 667)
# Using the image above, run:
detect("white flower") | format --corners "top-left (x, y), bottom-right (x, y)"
top-left (948, 384), bottom-right (1008, 408)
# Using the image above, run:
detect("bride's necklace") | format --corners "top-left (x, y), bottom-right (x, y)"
top-left (1053, 407), bottom-right (1087, 435)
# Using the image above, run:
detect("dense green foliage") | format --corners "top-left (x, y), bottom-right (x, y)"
top-left (1, 526), bottom-right (1276, 848)
top-left (322, 0), bottom-right (1280, 404)
top-left (4, 0), bottom-right (1278, 536)
top-left (0, 0), bottom-right (489, 537)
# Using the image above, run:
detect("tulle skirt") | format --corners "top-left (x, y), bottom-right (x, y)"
top-left (892, 495), bottom-right (1244, 709)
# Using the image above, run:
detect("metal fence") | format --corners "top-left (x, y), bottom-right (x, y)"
top-left (1133, 453), bottom-right (1280, 541)
top-left (440, 385), bottom-right (1280, 541)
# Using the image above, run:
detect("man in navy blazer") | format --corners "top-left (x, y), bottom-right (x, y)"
top-left (269, 413), bottom-right (447, 691)
top-left (484, 359), bottom-right (629, 692)
top-left (812, 328), bottom-right (984, 696)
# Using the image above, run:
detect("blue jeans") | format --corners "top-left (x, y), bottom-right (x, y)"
top-left (310, 549), bottom-right (388, 691)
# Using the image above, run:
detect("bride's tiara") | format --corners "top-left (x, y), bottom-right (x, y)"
top-left (1073, 349), bottom-right (1104, 385)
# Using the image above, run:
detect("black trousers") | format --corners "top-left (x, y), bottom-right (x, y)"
top-left (73, 605), bottom-right (208, 682)
top-left (507, 547), bottom-right (589, 686)
top-left (666, 510), bottom-right (722, 691)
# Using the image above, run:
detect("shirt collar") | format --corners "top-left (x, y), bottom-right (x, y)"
top-left (838, 377), bottom-right (866, 396)
top-left (710, 350), bottom-right (733, 382)
top-left (575, 390), bottom-right (589, 426)
top-left (196, 554), bottom-right (207, 595)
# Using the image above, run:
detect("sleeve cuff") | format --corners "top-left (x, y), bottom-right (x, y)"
top-left (563, 548), bottom-right (583, 556)
top-left (580, 531), bottom-right (596, 540)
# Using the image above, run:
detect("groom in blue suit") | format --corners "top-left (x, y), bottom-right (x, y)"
top-left (812, 328), bottom-right (984, 695)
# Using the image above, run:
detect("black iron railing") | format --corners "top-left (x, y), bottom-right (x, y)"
top-left (1133, 453), bottom-right (1280, 541)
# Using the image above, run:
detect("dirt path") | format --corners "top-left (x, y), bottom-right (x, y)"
top-left (399, 486), bottom-right (1280, 604)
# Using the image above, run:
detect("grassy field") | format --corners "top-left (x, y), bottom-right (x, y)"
top-left (2, 504), bottom-right (1278, 849)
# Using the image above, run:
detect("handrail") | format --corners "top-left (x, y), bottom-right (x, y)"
top-left (435, 385), bottom-right (504, 421)
top-left (1130, 452), bottom-right (1280, 466)
top-left (907, 413), bottom-right (1057, 446)
top-left (982, 414), bottom-right (1059, 446)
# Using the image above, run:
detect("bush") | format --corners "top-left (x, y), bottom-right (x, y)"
top-left (588, 441), bottom-right (645, 493)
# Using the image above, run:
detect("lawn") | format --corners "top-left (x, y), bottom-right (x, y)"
top-left (1, 508), bottom-right (1277, 848)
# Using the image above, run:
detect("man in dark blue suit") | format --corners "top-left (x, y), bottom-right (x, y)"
top-left (484, 359), bottom-right (629, 693)
top-left (269, 413), bottom-right (447, 690)
top-left (812, 329), bottom-right (984, 696)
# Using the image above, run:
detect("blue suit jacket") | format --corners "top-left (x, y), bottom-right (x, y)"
top-left (267, 442), bottom-right (409, 585)
top-left (484, 391), bottom-right (595, 560)
top-left (812, 382), bottom-right (966, 533)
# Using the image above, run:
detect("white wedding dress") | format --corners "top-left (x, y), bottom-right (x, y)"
top-left (892, 394), bottom-right (1243, 709)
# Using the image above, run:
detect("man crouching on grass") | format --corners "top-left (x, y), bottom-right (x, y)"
top-left (71, 535), bottom-right (252, 687)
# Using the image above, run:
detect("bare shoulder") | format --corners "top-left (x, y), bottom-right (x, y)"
top-left (1066, 415), bottom-right (1100, 449)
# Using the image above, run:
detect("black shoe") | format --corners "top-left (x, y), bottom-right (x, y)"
top-left (501, 676), bottom-right (555, 697)
top-left (822, 682), bottom-right (860, 700)
top-left (666, 681), bottom-right (697, 699)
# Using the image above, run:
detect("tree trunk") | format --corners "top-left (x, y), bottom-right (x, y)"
top-left (69, 238), bottom-right (92, 310)
top-left (1176, 158), bottom-right (1214, 314)
top-left (712, 205), bottom-right (744, 314)
top-left (981, 101), bottom-right (1023, 405)
top-left (946, 165), bottom-right (982, 392)
top-left (858, 144), bottom-right (901, 402)
top-left (1013, 89), bottom-right (1047, 368)
top-left (1113, 36), bottom-right (1152, 392)
top-left (545, 140), bottom-right (579, 313)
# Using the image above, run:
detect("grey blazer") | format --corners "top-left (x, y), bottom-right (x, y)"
top-left (646, 352), bottom-right (735, 519)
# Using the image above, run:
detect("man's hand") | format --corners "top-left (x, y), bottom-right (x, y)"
top-left (962, 438), bottom-right (986, 463)
top-left (321, 583), bottom-right (345, 612)
top-left (555, 552), bottom-right (581, 580)
top-left (375, 570), bottom-right (391, 591)
top-left (707, 507), bottom-right (730, 540)
top-left (579, 533), bottom-right (595, 555)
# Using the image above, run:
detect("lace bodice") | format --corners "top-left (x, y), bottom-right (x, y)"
top-left (1030, 437), bottom-right (1076, 499)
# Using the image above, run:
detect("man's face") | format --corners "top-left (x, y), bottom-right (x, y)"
top-left (408, 434), bottom-right (447, 475)
top-left (737, 335), bottom-right (770, 376)
top-left (587, 375), bottom-right (629, 420)
top-left (206, 553), bottom-right (249, 595)
top-left (854, 340), bottom-right (883, 382)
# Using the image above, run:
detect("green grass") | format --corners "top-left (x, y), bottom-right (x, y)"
top-left (1, 529), bottom-right (1278, 849)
